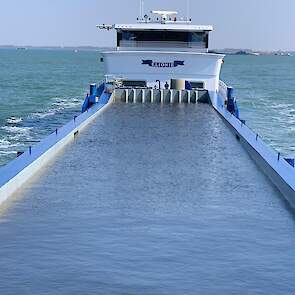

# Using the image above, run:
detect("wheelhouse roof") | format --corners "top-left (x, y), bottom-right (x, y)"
top-left (114, 23), bottom-right (213, 32)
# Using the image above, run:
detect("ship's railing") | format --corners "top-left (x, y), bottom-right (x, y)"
top-left (119, 40), bottom-right (206, 49)
top-left (213, 92), bottom-right (295, 208)
top-left (218, 80), bottom-right (228, 99)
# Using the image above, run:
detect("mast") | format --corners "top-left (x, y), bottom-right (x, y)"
top-left (139, 0), bottom-right (144, 19)
top-left (142, 0), bottom-right (144, 18)
top-left (186, 0), bottom-right (190, 21)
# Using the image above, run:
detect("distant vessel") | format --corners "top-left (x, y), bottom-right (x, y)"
top-left (275, 52), bottom-right (292, 56)
top-left (16, 47), bottom-right (27, 50)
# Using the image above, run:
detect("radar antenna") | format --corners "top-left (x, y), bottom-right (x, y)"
top-left (151, 10), bottom-right (178, 21)
top-left (186, 0), bottom-right (190, 21)
top-left (139, 0), bottom-right (145, 19)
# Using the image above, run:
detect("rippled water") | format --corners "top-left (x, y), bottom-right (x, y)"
top-left (0, 48), bottom-right (103, 166)
top-left (221, 55), bottom-right (295, 155)
top-left (1, 103), bottom-right (294, 294)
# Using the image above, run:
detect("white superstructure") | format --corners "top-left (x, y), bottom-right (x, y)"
top-left (98, 10), bottom-right (224, 91)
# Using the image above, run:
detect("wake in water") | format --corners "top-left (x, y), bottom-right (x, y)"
top-left (6, 117), bottom-right (23, 124)
top-left (0, 96), bottom-right (83, 166)
top-left (0, 48), bottom-right (100, 167)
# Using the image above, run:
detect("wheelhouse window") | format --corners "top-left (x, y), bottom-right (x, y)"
top-left (117, 30), bottom-right (209, 49)
top-left (190, 81), bottom-right (205, 89)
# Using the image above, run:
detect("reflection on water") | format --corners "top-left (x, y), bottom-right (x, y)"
top-left (0, 103), bottom-right (295, 294)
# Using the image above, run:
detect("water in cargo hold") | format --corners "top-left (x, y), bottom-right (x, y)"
top-left (0, 103), bottom-right (295, 294)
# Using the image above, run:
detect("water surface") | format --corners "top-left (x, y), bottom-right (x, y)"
top-left (0, 103), bottom-right (294, 294)
top-left (221, 55), bottom-right (295, 154)
top-left (0, 48), bottom-right (102, 165)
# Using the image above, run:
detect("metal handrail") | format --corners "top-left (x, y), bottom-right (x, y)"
top-left (218, 80), bottom-right (228, 99)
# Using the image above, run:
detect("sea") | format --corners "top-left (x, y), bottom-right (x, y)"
top-left (1, 49), bottom-right (295, 294)
top-left (0, 49), bottom-right (103, 166)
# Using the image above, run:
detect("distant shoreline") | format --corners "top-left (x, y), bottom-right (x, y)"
top-left (210, 49), bottom-right (293, 56)
top-left (0, 45), bottom-right (109, 51)
top-left (0, 46), bottom-right (293, 56)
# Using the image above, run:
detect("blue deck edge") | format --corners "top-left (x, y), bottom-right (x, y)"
top-left (211, 85), bottom-right (295, 209)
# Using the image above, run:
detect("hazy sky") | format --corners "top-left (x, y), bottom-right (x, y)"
top-left (0, 0), bottom-right (294, 50)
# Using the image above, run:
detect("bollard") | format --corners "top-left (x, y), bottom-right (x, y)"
top-left (90, 83), bottom-right (97, 96)
top-left (55, 129), bottom-right (58, 135)
top-left (256, 134), bottom-right (258, 141)
top-left (29, 146), bottom-right (32, 155)
top-left (74, 115), bottom-right (78, 122)
top-left (278, 153), bottom-right (281, 161)
top-left (17, 151), bottom-right (24, 157)
top-left (227, 86), bottom-right (234, 100)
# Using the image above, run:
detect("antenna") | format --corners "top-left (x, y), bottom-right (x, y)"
top-left (139, 0), bottom-right (144, 19)
top-left (142, 0), bottom-right (144, 18)
top-left (186, 0), bottom-right (190, 21)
